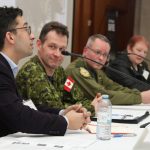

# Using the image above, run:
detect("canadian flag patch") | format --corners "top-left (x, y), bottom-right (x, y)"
top-left (64, 76), bottom-right (75, 92)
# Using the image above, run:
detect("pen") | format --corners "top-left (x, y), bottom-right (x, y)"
top-left (112, 133), bottom-right (136, 138)
top-left (112, 114), bottom-right (133, 120)
top-left (140, 122), bottom-right (150, 128)
top-left (111, 132), bottom-right (131, 134)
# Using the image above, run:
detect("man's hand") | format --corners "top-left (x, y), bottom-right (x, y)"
top-left (63, 104), bottom-right (91, 129)
top-left (77, 107), bottom-right (91, 128)
top-left (141, 90), bottom-right (150, 104)
top-left (62, 103), bottom-right (83, 115)
top-left (65, 110), bottom-right (85, 130)
top-left (91, 93), bottom-right (102, 113)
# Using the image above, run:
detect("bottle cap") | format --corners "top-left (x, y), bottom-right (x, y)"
top-left (102, 94), bottom-right (109, 99)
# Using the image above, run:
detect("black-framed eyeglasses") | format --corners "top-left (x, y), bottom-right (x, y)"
top-left (8, 26), bottom-right (31, 35)
top-left (86, 46), bottom-right (109, 58)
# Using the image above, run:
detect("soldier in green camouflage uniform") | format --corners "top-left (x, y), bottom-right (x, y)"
top-left (16, 55), bottom-right (95, 110)
top-left (16, 22), bottom-right (96, 114)
top-left (65, 34), bottom-right (146, 105)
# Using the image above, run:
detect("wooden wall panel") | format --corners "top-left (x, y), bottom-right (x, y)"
top-left (73, 0), bottom-right (92, 55)
top-left (72, 0), bottom-right (135, 58)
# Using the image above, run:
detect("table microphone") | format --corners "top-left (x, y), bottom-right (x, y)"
top-left (61, 51), bottom-right (105, 66)
top-left (118, 52), bottom-right (150, 62)
top-left (62, 51), bottom-right (150, 87)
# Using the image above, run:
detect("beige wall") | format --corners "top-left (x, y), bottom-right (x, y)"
top-left (16, 0), bottom-right (73, 68)
top-left (134, 0), bottom-right (150, 66)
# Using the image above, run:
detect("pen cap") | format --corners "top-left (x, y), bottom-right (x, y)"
top-left (101, 94), bottom-right (111, 108)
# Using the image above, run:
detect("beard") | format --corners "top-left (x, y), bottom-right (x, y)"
top-left (41, 57), bottom-right (62, 70)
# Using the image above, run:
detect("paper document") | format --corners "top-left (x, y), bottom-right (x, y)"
top-left (0, 130), bottom-right (96, 150)
top-left (112, 104), bottom-right (150, 111)
top-left (85, 122), bottom-right (136, 134)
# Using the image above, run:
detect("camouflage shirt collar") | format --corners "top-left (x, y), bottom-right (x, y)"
top-left (33, 55), bottom-right (57, 83)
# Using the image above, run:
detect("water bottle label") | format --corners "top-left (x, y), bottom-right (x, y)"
top-left (97, 112), bottom-right (111, 124)
top-left (97, 110), bottom-right (111, 140)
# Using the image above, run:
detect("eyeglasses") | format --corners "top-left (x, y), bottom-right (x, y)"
top-left (87, 46), bottom-right (109, 58)
top-left (8, 26), bottom-right (31, 35)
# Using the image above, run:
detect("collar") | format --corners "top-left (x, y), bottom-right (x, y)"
top-left (0, 52), bottom-right (18, 77)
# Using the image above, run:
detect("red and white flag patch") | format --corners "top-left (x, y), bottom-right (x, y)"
top-left (64, 76), bottom-right (75, 92)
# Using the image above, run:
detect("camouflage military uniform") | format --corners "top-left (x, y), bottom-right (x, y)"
top-left (65, 58), bottom-right (142, 105)
top-left (16, 56), bottom-right (94, 113)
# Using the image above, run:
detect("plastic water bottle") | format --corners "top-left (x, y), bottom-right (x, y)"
top-left (96, 94), bottom-right (112, 140)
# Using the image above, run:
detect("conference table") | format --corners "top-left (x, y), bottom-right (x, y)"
top-left (0, 104), bottom-right (150, 150)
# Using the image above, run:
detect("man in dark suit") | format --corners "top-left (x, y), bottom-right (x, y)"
top-left (0, 6), bottom-right (92, 137)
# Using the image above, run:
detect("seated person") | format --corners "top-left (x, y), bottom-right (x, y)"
top-left (16, 21), bottom-right (98, 114)
top-left (65, 34), bottom-right (150, 105)
top-left (106, 35), bottom-right (150, 91)
top-left (0, 6), bottom-right (91, 137)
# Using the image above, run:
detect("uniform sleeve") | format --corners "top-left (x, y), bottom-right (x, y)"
top-left (62, 71), bottom-right (95, 114)
top-left (16, 63), bottom-right (64, 109)
top-left (70, 84), bottom-right (95, 114)
top-left (66, 67), bottom-right (142, 105)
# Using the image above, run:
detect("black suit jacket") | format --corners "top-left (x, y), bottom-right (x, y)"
top-left (0, 54), bottom-right (67, 137)
top-left (106, 53), bottom-right (150, 91)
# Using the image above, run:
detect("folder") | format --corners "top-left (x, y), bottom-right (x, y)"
top-left (91, 111), bottom-right (149, 124)
top-left (112, 111), bottom-right (149, 124)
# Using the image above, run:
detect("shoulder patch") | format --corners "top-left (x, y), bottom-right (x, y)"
top-left (80, 67), bottom-right (90, 77)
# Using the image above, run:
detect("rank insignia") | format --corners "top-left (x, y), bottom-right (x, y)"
top-left (80, 67), bottom-right (90, 77)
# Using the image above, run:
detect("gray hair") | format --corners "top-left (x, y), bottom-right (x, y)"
top-left (86, 34), bottom-right (111, 48)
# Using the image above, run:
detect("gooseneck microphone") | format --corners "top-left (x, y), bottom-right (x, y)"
top-left (118, 52), bottom-right (150, 62)
top-left (62, 51), bottom-right (150, 88)
top-left (61, 50), bottom-right (105, 66)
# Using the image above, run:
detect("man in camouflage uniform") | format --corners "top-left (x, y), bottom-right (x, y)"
top-left (65, 34), bottom-right (150, 104)
top-left (16, 21), bottom-right (98, 113)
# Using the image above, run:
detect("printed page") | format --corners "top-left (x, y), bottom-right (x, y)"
top-left (85, 122), bottom-right (137, 134)
top-left (0, 130), bottom-right (96, 150)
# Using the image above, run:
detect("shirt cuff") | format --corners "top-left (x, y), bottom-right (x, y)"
top-left (63, 115), bottom-right (69, 128)
top-left (59, 109), bottom-right (69, 128)
top-left (59, 109), bottom-right (65, 116)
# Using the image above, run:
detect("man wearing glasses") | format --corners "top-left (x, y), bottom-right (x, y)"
top-left (0, 6), bottom-right (92, 137)
top-left (66, 34), bottom-right (150, 105)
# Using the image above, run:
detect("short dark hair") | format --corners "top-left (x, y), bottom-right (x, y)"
top-left (39, 21), bottom-right (69, 43)
top-left (0, 6), bottom-right (23, 50)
